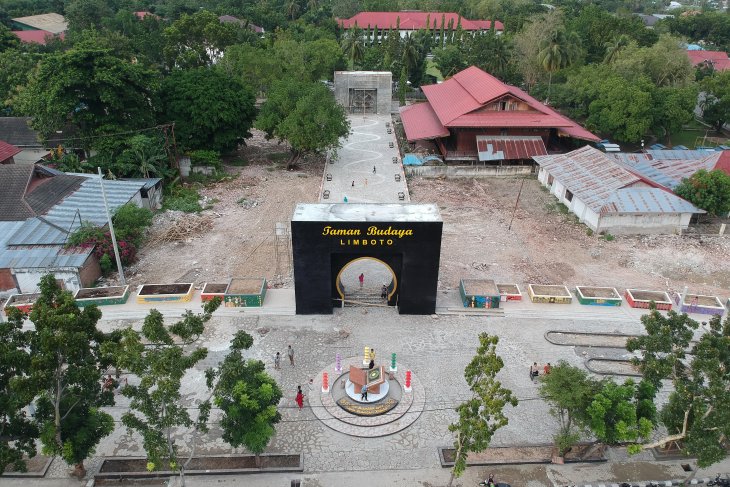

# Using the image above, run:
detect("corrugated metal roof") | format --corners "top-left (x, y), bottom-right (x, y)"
top-left (11, 13), bottom-right (68, 34)
top-left (476, 136), bottom-right (547, 160)
top-left (0, 221), bottom-right (25, 250)
top-left (609, 151), bottom-right (718, 189)
top-left (0, 245), bottom-right (91, 269)
top-left (42, 176), bottom-right (145, 232)
top-left (0, 140), bottom-right (22, 161)
top-left (7, 218), bottom-right (69, 245)
top-left (603, 188), bottom-right (702, 214)
top-left (535, 146), bottom-right (703, 215)
top-left (338, 12), bottom-right (503, 31)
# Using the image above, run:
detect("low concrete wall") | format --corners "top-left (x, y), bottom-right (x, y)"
top-left (404, 164), bottom-right (533, 178)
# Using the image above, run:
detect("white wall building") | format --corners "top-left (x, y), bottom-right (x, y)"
top-left (534, 146), bottom-right (703, 235)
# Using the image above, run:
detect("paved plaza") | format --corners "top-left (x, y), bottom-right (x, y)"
top-left (320, 114), bottom-right (409, 203)
top-left (17, 296), bottom-right (721, 485)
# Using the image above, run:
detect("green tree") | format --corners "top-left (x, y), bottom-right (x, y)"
top-left (586, 75), bottom-right (654, 143)
top-left (627, 308), bottom-right (730, 467)
top-left (539, 361), bottom-right (598, 455)
top-left (112, 202), bottom-right (154, 247)
top-left (159, 68), bottom-right (256, 153)
top-left (398, 66), bottom-right (407, 106)
top-left (603, 34), bottom-right (630, 64)
top-left (208, 331), bottom-right (281, 467)
top-left (537, 29), bottom-right (581, 103)
top-left (120, 134), bottom-right (168, 179)
top-left (341, 26), bottom-right (365, 68)
top-left (433, 44), bottom-right (467, 79)
top-left (0, 308), bottom-right (38, 474)
top-left (0, 47), bottom-right (41, 112)
top-left (0, 24), bottom-right (19, 51)
top-left (587, 379), bottom-right (656, 445)
top-left (220, 44), bottom-right (283, 95)
top-left (513, 9), bottom-right (565, 91)
top-left (700, 70), bottom-right (730, 132)
top-left (65, 0), bottom-right (111, 32)
top-left (447, 333), bottom-right (517, 487)
top-left (674, 169), bottom-right (730, 217)
top-left (163, 11), bottom-right (241, 69)
top-left (13, 44), bottom-right (158, 155)
top-left (256, 80), bottom-right (350, 167)
top-left (651, 86), bottom-right (698, 144)
top-left (112, 299), bottom-right (222, 485)
top-left (28, 275), bottom-right (114, 477)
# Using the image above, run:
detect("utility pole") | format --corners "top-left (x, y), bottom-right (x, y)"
top-left (98, 168), bottom-right (126, 285)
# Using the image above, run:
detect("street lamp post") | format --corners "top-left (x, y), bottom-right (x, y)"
top-left (97, 168), bottom-right (126, 285)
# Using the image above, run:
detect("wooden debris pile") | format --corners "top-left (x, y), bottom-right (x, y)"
top-left (148, 214), bottom-right (213, 244)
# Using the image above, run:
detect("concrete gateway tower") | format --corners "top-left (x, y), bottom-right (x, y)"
top-left (334, 71), bottom-right (392, 115)
top-left (291, 203), bottom-right (443, 315)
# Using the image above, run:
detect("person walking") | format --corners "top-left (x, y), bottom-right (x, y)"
top-left (287, 345), bottom-right (295, 366)
top-left (351, 180), bottom-right (355, 187)
top-left (373, 166), bottom-right (376, 174)
top-left (295, 386), bottom-right (305, 411)
top-left (360, 384), bottom-right (368, 401)
top-left (365, 178), bottom-right (368, 186)
top-left (274, 352), bottom-right (281, 370)
top-left (358, 273), bottom-right (364, 288)
top-left (381, 284), bottom-right (387, 300)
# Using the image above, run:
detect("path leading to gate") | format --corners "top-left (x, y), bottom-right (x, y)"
top-left (319, 114), bottom-right (409, 204)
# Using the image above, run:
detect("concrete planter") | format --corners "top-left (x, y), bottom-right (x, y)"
top-left (625, 289), bottom-right (673, 311)
top-left (496, 283), bottom-right (522, 301)
top-left (3, 293), bottom-right (41, 314)
top-left (575, 286), bottom-right (622, 306)
top-left (136, 283), bottom-right (194, 304)
top-left (459, 279), bottom-right (500, 308)
top-left (527, 284), bottom-right (572, 304)
top-left (201, 282), bottom-right (228, 302)
top-left (74, 286), bottom-right (130, 307)
top-left (679, 294), bottom-right (725, 316)
top-left (224, 277), bottom-right (266, 307)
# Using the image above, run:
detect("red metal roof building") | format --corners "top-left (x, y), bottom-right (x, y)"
top-left (400, 66), bottom-right (599, 162)
top-left (338, 12), bottom-right (503, 33)
top-left (686, 50), bottom-right (730, 72)
top-left (0, 141), bottom-right (22, 164)
top-left (12, 29), bottom-right (64, 45)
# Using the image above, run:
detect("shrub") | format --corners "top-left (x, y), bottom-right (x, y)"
top-left (99, 254), bottom-right (113, 275)
top-left (162, 185), bottom-right (203, 213)
top-left (113, 203), bottom-right (153, 246)
top-left (189, 150), bottom-right (222, 170)
top-left (586, 228), bottom-right (593, 236)
top-left (602, 233), bottom-right (615, 241)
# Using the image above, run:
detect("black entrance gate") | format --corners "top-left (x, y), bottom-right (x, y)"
top-left (291, 203), bottom-right (443, 315)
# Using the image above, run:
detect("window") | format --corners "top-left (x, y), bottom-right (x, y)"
top-left (500, 101), bottom-right (507, 111)
top-left (565, 189), bottom-right (573, 202)
top-left (547, 174), bottom-right (554, 186)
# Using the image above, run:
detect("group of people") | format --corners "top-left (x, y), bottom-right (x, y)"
top-left (529, 362), bottom-right (551, 381)
top-left (102, 374), bottom-right (128, 394)
top-left (273, 345), bottom-right (295, 370)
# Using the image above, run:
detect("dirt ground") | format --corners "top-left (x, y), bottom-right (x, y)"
top-left (126, 131), bottom-right (730, 299)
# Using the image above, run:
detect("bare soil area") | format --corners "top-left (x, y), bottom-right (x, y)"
top-left (76, 287), bottom-right (126, 299)
top-left (125, 139), bottom-right (730, 298)
top-left (409, 177), bottom-right (730, 296)
top-left (577, 286), bottom-right (620, 299)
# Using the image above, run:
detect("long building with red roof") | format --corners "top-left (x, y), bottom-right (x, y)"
top-left (400, 66), bottom-right (599, 163)
top-left (338, 11), bottom-right (503, 37)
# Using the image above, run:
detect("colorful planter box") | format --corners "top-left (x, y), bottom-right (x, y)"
top-left (136, 283), bottom-right (194, 304)
top-left (527, 284), bottom-right (572, 304)
top-left (201, 283), bottom-right (228, 302)
top-left (625, 289), bottom-right (672, 311)
top-left (496, 283), bottom-right (522, 301)
top-left (224, 278), bottom-right (267, 307)
top-left (459, 279), bottom-right (500, 309)
top-left (680, 294), bottom-right (724, 316)
top-left (575, 286), bottom-right (622, 306)
top-left (74, 286), bottom-right (130, 307)
top-left (3, 293), bottom-right (40, 314)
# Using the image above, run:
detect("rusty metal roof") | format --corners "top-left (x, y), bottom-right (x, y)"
top-left (476, 136), bottom-right (547, 161)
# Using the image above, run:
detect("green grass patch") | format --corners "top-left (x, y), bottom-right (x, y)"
top-left (163, 185), bottom-right (203, 213)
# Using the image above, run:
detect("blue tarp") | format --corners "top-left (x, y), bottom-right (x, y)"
top-left (403, 154), bottom-right (423, 166)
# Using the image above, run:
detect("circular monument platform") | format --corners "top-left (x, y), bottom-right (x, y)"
top-left (309, 356), bottom-right (425, 437)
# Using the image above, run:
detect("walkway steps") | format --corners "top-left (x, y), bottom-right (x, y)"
top-left (436, 306), bottom-right (505, 317)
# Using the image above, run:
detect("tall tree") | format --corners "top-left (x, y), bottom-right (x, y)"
top-left (587, 379), bottom-right (656, 446)
top-left (163, 11), bottom-right (241, 69)
top-left (513, 10), bottom-right (565, 91)
top-left (0, 308), bottom-right (38, 474)
top-left (539, 361), bottom-right (598, 456)
top-left (159, 67), bottom-right (256, 153)
top-left (112, 299), bottom-right (221, 486)
top-left (341, 26), bottom-right (365, 68)
top-left (537, 29), bottom-right (581, 103)
top-left (65, 0), bottom-right (111, 32)
top-left (13, 44), bottom-right (158, 156)
top-left (447, 333), bottom-right (517, 487)
top-left (603, 34), bottom-right (630, 64)
top-left (627, 308), bottom-right (730, 467)
top-left (28, 275), bottom-right (114, 477)
top-left (700, 70), bottom-right (730, 132)
top-left (208, 331), bottom-right (282, 467)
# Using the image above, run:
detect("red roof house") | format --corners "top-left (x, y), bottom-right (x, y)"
top-left (338, 12), bottom-right (503, 33)
top-left (12, 29), bottom-right (64, 45)
top-left (686, 50), bottom-right (730, 72)
top-left (400, 66), bottom-right (599, 162)
top-left (134, 11), bottom-right (160, 20)
top-left (0, 141), bottom-right (22, 164)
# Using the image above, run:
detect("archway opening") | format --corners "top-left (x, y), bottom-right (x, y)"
top-left (336, 257), bottom-right (396, 305)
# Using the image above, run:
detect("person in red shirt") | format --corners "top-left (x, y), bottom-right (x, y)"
top-left (295, 386), bottom-right (305, 410)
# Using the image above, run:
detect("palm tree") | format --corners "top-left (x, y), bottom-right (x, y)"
top-left (604, 34), bottom-right (630, 64)
top-left (341, 28), bottom-right (365, 68)
top-left (285, 0), bottom-right (301, 20)
top-left (401, 33), bottom-right (418, 77)
top-left (537, 30), bottom-right (581, 104)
